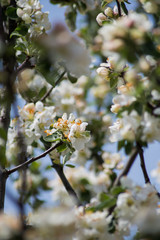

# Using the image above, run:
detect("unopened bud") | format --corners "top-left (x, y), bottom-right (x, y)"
top-left (104, 7), bottom-right (113, 18)
top-left (96, 13), bottom-right (107, 26)
top-left (22, 13), bottom-right (32, 24)
top-left (17, 8), bottom-right (24, 18)
top-left (97, 67), bottom-right (109, 78)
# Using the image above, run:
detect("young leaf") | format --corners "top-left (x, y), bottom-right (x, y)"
top-left (118, 140), bottom-right (125, 151)
top-left (65, 164), bottom-right (75, 168)
top-left (87, 198), bottom-right (117, 212)
top-left (110, 73), bottom-right (119, 88)
top-left (65, 6), bottom-right (77, 32)
top-left (57, 143), bottom-right (68, 153)
top-left (67, 72), bottom-right (78, 83)
top-left (121, 2), bottom-right (128, 15)
top-left (43, 132), bottom-right (62, 143)
top-left (6, 6), bottom-right (18, 20)
top-left (110, 186), bottom-right (125, 196)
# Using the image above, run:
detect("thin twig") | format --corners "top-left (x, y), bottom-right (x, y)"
top-left (40, 70), bottom-right (66, 101)
top-left (40, 70), bottom-right (66, 102)
top-left (16, 56), bottom-right (35, 75)
top-left (114, 148), bottom-right (138, 186)
top-left (52, 162), bottom-right (81, 206)
top-left (136, 143), bottom-right (151, 184)
top-left (7, 141), bottom-right (63, 176)
top-left (136, 143), bottom-right (160, 198)
top-left (115, 0), bottom-right (122, 17)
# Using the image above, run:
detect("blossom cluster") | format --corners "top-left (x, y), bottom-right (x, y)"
top-left (1, 176), bottom-right (160, 240)
top-left (6, 101), bottom-right (90, 163)
top-left (99, 12), bottom-right (151, 59)
top-left (139, 0), bottom-right (160, 13)
top-left (45, 113), bottom-right (90, 151)
top-left (16, 0), bottom-right (51, 36)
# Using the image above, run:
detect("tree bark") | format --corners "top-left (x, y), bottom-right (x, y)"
top-left (0, 169), bottom-right (8, 211)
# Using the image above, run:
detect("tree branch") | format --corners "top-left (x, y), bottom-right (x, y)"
top-left (115, 0), bottom-right (122, 17)
top-left (40, 70), bottom-right (66, 102)
top-left (16, 56), bottom-right (35, 75)
top-left (7, 141), bottom-right (63, 176)
top-left (136, 143), bottom-right (151, 184)
top-left (0, 168), bottom-right (8, 211)
top-left (52, 162), bottom-right (81, 206)
top-left (114, 148), bottom-right (138, 186)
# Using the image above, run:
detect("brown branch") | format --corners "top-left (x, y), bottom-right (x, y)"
top-left (136, 143), bottom-right (151, 184)
top-left (114, 148), bottom-right (138, 186)
top-left (0, 168), bottom-right (8, 211)
top-left (52, 162), bottom-right (81, 206)
top-left (7, 141), bottom-right (63, 176)
top-left (40, 70), bottom-right (66, 102)
top-left (16, 56), bottom-right (35, 75)
top-left (115, 0), bottom-right (122, 17)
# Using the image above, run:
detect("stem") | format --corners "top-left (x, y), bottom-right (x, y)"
top-left (52, 162), bottom-right (81, 206)
top-left (114, 148), bottom-right (138, 186)
top-left (40, 70), bottom-right (66, 102)
top-left (115, 0), bottom-right (122, 17)
top-left (0, 169), bottom-right (8, 211)
top-left (7, 142), bottom-right (63, 175)
top-left (16, 56), bottom-right (35, 74)
top-left (136, 143), bottom-right (151, 184)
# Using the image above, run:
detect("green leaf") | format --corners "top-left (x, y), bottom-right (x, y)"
top-left (67, 72), bottom-right (78, 83)
top-left (65, 6), bottom-right (77, 32)
top-left (63, 151), bottom-right (73, 164)
top-left (16, 52), bottom-right (27, 63)
top-left (124, 0), bottom-right (131, 4)
top-left (99, 192), bottom-right (110, 202)
top-left (109, 172), bottom-right (117, 183)
top-left (32, 198), bottom-right (44, 209)
top-left (10, 24), bottom-right (29, 38)
top-left (6, 6), bottom-right (18, 19)
top-left (65, 164), bottom-right (75, 168)
top-left (0, 128), bottom-right (7, 140)
top-left (30, 161), bottom-right (41, 174)
top-left (43, 132), bottom-right (62, 143)
top-left (110, 186), bottom-right (124, 196)
top-left (80, 178), bottom-right (90, 185)
top-left (87, 198), bottom-right (117, 212)
top-left (14, 42), bottom-right (27, 52)
top-left (110, 73), bottom-right (119, 88)
top-left (118, 140), bottom-right (125, 151)
top-left (101, 0), bottom-right (108, 8)
top-left (121, 2), bottom-right (128, 15)
top-left (57, 142), bottom-right (68, 152)
top-left (132, 101), bottom-right (143, 115)
top-left (37, 86), bottom-right (47, 100)
top-left (108, 219), bottom-right (116, 233)
top-left (125, 141), bottom-right (133, 155)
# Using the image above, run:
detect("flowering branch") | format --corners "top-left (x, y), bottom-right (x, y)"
top-left (115, 0), bottom-right (122, 17)
top-left (136, 143), bottom-right (151, 184)
top-left (52, 162), bottom-right (81, 206)
top-left (7, 141), bottom-right (63, 176)
top-left (114, 148), bottom-right (138, 186)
